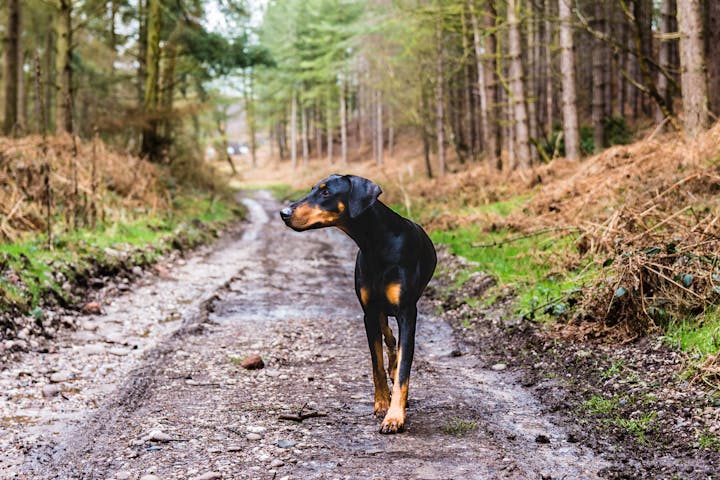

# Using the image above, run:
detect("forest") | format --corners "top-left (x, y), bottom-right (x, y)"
top-left (2, 1), bottom-right (720, 479)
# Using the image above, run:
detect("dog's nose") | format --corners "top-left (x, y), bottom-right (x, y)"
top-left (280, 207), bottom-right (292, 220)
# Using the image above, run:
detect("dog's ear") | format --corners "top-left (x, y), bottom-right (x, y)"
top-left (344, 175), bottom-right (382, 218)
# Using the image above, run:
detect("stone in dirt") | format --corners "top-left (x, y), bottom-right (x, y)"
top-left (277, 439), bottom-right (297, 449)
top-left (194, 472), bottom-right (222, 480)
top-left (42, 384), bottom-right (62, 398)
top-left (246, 433), bottom-right (262, 441)
top-left (139, 475), bottom-right (160, 480)
top-left (50, 371), bottom-right (72, 383)
top-left (241, 354), bottom-right (265, 370)
top-left (491, 363), bottom-right (507, 371)
top-left (82, 302), bottom-right (102, 315)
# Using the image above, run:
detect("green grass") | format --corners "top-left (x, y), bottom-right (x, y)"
top-left (664, 309), bottom-right (720, 355)
top-left (0, 192), bottom-right (242, 313)
top-left (698, 430), bottom-right (720, 451)
top-left (582, 394), bottom-right (620, 415)
top-left (442, 417), bottom-right (478, 436)
top-left (429, 224), bottom-right (595, 320)
top-left (582, 394), bottom-right (657, 445)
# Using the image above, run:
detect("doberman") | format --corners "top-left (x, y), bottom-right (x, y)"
top-left (280, 174), bottom-right (436, 433)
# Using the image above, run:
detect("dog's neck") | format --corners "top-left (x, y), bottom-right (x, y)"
top-left (339, 201), bottom-right (405, 255)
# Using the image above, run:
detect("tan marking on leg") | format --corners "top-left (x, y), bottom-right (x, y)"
top-left (319, 183), bottom-right (327, 189)
top-left (381, 346), bottom-right (408, 434)
top-left (380, 314), bottom-right (397, 381)
top-left (360, 287), bottom-right (370, 306)
top-left (385, 283), bottom-right (401, 305)
top-left (372, 340), bottom-right (390, 417)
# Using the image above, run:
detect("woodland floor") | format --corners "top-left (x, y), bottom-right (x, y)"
top-left (0, 191), bottom-right (716, 479)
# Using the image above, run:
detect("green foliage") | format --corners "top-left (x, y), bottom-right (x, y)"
top-left (430, 224), bottom-right (595, 321)
top-left (0, 193), bottom-right (241, 314)
top-left (442, 417), bottom-right (477, 436)
top-left (603, 116), bottom-right (633, 146)
top-left (580, 126), bottom-right (595, 155)
top-left (255, 0), bottom-right (365, 130)
top-left (582, 394), bottom-right (620, 414)
top-left (664, 309), bottom-right (720, 355)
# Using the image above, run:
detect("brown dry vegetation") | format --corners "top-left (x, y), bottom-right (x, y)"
top-left (0, 135), bottom-right (168, 241)
top-left (246, 122), bottom-right (720, 374)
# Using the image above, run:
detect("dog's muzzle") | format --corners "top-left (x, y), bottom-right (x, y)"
top-left (280, 207), bottom-right (293, 223)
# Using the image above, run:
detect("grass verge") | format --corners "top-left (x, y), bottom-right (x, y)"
top-left (0, 191), bottom-right (243, 320)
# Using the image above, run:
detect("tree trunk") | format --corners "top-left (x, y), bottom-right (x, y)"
top-left (3, 0), bottom-right (21, 135)
top-left (508, 0), bottom-right (531, 168)
top-left (340, 78), bottom-right (347, 165)
top-left (162, 42), bottom-right (176, 139)
top-left (245, 71), bottom-right (257, 168)
top-left (291, 88), bottom-right (298, 168)
top-left (486, 2), bottom-right (502, 168)
top-left (44, 30), bottom-right (54, 133)
top-left (137, 0), bottom-right (147, 105)
top-left (301, 102), bottom-right (309, 166)
top-left (376, 90), bottom-right (383, 165)
top-left (469, 1), bottom-right (490, 158)
top-left (544, 0), bottom-right (554, 138)
top-left (314, 105), bottom-right (322, 159)
top-left (618, 11), bottom-right (627, 117)
top-left (704, 0), bottom-right (720, 116)
top-left (17, 51), bottom-right (27, 135)
top-left (527, 6), bottom-right (538, 162)
top-left (591, 1), bottom-right (606, 151)
top-left (558, 0), bottom-right (580, 159)
top-left (436, 22), bottom-right (446, 177)
top-left (141, 0), bottom-right (161, 158)
top-left (55, 0), bottom-right (73, 134)
top-left (326, 96), bottom-right (333, 164)
top-left (656, 0), bottom-right (677, 125)
top-left (388, 107), bottom-right (394, 157)
top-left (461, 7), bottom-right (474, 159)
top-left (420, 81), bottom-right (434, 178)
top-left (678, 0), bottom-right (709, 135)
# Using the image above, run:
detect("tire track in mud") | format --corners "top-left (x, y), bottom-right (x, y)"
top-left (17, 192), bottom-right (607, 479)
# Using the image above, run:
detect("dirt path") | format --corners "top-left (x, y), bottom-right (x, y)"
top-left (4, 192), bottom-right (608, 479)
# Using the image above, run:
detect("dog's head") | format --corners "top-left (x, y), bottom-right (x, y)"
top-left (280, 174), bottom-right (382, 231)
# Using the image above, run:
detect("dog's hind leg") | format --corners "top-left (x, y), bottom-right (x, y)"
top-left (363, 307), bottom-right (391, 417)
top-left (380, 304), bottom-right (417, 434)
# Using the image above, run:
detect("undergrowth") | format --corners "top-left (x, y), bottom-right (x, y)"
top-left (0, 192), bottom-right (243, 318)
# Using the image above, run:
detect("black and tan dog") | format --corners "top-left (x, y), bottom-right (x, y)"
top-left (280, 174), bottom-right (436, 433)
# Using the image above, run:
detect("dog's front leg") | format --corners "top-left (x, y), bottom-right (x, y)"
top-left (363, 308), bottom-right (391, 417)
top-left (380, 304), bottom-right (417, 434)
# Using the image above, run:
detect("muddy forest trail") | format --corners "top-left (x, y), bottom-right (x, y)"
top-left (2, 192), bottom-right (608, 480)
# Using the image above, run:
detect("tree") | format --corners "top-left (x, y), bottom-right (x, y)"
top-left (55, 0), bottom-right (73, 134)
top-left (507, 0), bottom-right (531, 168)
top-left (558, 0), bottom-right (580, 159)
top-left (678, 0), bottom-right (709, 135)
top-left (3, 0), bottom-right (21, 135)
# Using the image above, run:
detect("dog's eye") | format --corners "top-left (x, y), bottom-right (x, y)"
top-left (321, 189), bottom-right (330, 197)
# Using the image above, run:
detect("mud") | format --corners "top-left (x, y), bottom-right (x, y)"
top-left (3, 192), bottom-right (608, 479)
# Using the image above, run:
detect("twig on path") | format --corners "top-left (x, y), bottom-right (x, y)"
top-left (278, 402), bottom-right (328, 422)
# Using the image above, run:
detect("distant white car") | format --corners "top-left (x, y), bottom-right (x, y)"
top-left (227, 143), bottom-right (250, 155)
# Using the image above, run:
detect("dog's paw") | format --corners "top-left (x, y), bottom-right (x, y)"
top-left (379, 407), bottom-right (405, 434)
top-left (374, 398), bottom-right (390, 418)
